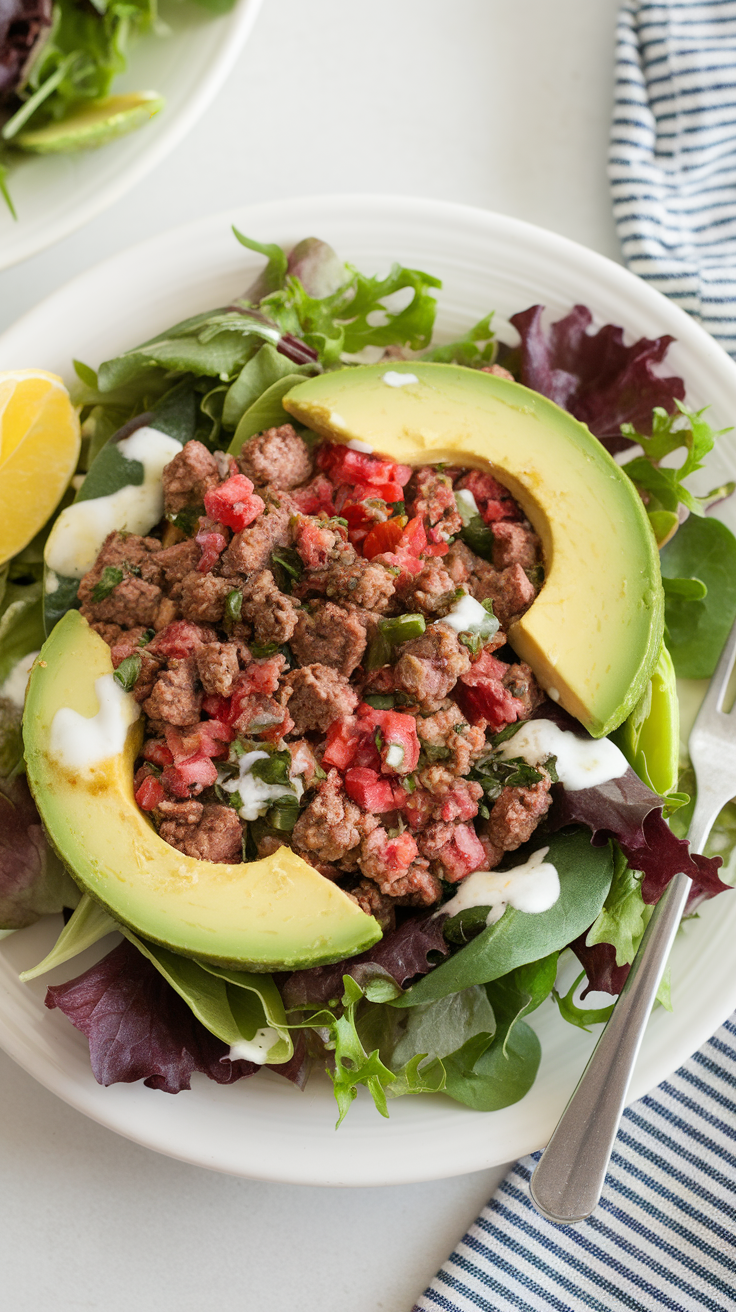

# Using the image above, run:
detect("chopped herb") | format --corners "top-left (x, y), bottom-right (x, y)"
top-left (267, 795), bottom-right (300, 831)
top-left (92, 566), bottom-right (123, 602)
top-left (329, 516), bottom-right (349, 528)
top-left (363, 693), bottom-right (395, 709)
top-left (473, 755), bottom-right (545, 801)
top-left (251, 751), bottom-right (292, 786)
top-left (526, 564), bottom-right (545, 589)
top-left (488, 721), bottom-right (525, 747)
top-left (460, 513), bottom-right (495, 562)
top-left (137, 628), bottom-right (155, 647)
top-left (224, 589), bottom-right (243, 630)
top-left (387, 500), bottom-right (406, 515)
top-left (402, 774), bottom-right (417, 793)
top-left (478, 802), bottom-right (490, 819)
top-left (271, 547), bottom-right (304, 588)
top-left (421, 743), bottom-right (451, 762)
top-left (374, 728), bottom-right (384, 752)
top-left (167, 504), bottom-right (205, 537)
top-left (250, 641), bottom-right (282, 657)
top-left (313, 763), bottom-right (327, 781)
top-left (544, 754), bottom-right (559, 784)
top-left (453, 723), bottom-right (467, 734)
top-left (113, 654), bottom-right (141, 692)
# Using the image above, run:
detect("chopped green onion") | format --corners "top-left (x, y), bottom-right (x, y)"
top-left (167, 504), bottom-right (205, 537)
top-left (271, 547), bottom-right (304, 581)
top-left (250, 641), bottom-right (282, 658)
top-left (113, 654), bottom-right (141, 692)
top-left (401, 774), bottom-right (417, 793)
top-left (224, 589), bottom-right (243, 628)
top-left (138, 628), bottom-right (155, 647)
top-left (92, 566), bottom-right (123, 602)
top-left (379, 613), bottom-right (426, 645)
top-left (251, 751), bottom-right (292, 786)
top-left (385, 742), bottom-right (405, 770)
top-left (267, 794), bottom-right (300, 831)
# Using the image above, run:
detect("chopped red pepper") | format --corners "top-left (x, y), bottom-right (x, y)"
top-left (135, 776), bottom-right (165, 811)
top-left (204, 475), bottom-right (265, 532)
top-left (363, 517), bottom-right (405, 559)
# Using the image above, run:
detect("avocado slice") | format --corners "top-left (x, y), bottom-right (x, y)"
top-left (17, 93), bottom-right (165, 155)
top-left (283, 363), bottom-right (664, 738)
top-left (23, 611), bottom-right (382, 971)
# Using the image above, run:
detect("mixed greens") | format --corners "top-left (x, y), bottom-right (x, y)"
top-left (2, 230), bottom-right (736, 1122)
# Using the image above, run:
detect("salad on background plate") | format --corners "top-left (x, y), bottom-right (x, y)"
top-left (3, 228), bottom-right (736, 1127)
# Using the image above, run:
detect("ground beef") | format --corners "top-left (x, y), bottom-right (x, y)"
top-left (237, 424), bottom-right (313, 490)
top-left (491, 520), bottom-right (541, 572)
top-left (347, 880), bottom-right (397, 931)
top-left (154, 597), bottom-right (181, 631)
top-left (314, 557), bottom-right (396, 612)
top-left (162, 441), bottom-right (220, 517)
top-left (480, 776), bottom-right (553, 868)
top-left (444, 540), bottom-right (476, 588)
top-left (393, 623), bottom-right (471, 711)
top-left (416, 704), bottom-right (486, 774)
top-left (281, 663), bottom-right (359, 735)
top-left (470, 561), bottom-right (537, 628)
top-left (290, 602), bottom-right (367, 676)
top-left (80, 531), bottom-right (164, 587)
top-left (80, 574), bottom-right (163, 630)
top-left (359, 828), bottom-right (440, 906)
top-left (195, 641), bottom-right (240, 696)
top-left (292, 769), bottom-right (366, 864)
top-left (157, 799), bottom-right (204, 824)
top-left (501, 661), bottom-right (544, 717)
top-left (142, 656), bottom-right (202, 726)
top-left (240, 570), bottom-right (299, 646)
top-left (110, 643), bottom-right (162, 703)
top-left (399, 561), bottom-right (457, 616)
top-left (159, 803), bottom-right (243, 863)
top-left (407, 467), bottom-right (462, 542)
top-left (179, 573), bottom-right (244, 625)
top-left (481, 363), bottom-right (515, 382)
top-left (220, 496), bottom-right (292, 574)
top-left (155, 539), bottom-right (201, 595)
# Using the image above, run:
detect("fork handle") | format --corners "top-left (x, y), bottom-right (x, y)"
top-left (529, 794), bottom-right (720, 1226)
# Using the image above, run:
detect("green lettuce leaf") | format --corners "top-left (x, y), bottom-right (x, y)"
top-left (19, 893), bottom-right (116, 981)
top-left (659, 514), bottom-right (736, 678)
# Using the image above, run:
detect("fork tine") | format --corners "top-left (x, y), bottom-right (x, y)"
top-left (694, 612), bottom-right (736, 724)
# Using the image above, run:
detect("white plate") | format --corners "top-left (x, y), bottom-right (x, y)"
top-left (0, 0), bottom-right (262, 270)
top-left (1, 195), bottom-right (735, 1186)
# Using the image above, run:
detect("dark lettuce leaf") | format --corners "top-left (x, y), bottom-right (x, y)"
top-left (549, 774), bottom-right (727, 907)
top-left (266, 1029), bottom-right (312, 1090)
top-left (570, 935), bottom-right (631, 1000)
top-left (281, 912), bottom-right (450, 1009)
top-left (508, 305), bottom-right (685, 454)
top-left (45, 940), bottom-right (258, 1093)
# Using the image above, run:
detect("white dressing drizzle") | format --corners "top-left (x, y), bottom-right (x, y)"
top-left (347, 439), bottom-right (374, 453)
top-left (0, 650), bottom-right (40, 708)
top-left (382, 370), bottom-right (419, 387)
top-left (439, 593), bottom-right (489, 634)
top-left (455, 488), bottom-right (479, 520)
top-left (228, 1027), bottom-right (280, 1065)
top-left (219, 750), bottom-right (298, 822)
top-left (44, 428), bottom-right (183, 580)
top-left (49, 673), bottom-right (140, 769)
top-left (441, 847), bottom-right (559, 926)
top-left (498, 718), bottom-right (628, 792)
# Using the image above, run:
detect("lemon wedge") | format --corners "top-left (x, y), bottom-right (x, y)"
top-left (0, 370), bottom-right (81, 567)
top-left (16, 93), bottom-right (165, 154)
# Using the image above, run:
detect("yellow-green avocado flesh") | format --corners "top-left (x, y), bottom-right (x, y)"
top-left (23, 611), bottom-right (382, 971)
top-left (284, 363), bottom-right (664, 738)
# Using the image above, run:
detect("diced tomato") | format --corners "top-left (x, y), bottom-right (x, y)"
top-left (363, 518), bottom-right (405, 559)
top-left (147, 621), bottom-right (209, 661)
top-left (166, 719), bottom-right (233, 763)
top-left (162, 754), bottom-right (218, 798)
top-left (234, 656), bottom-right (284, 699)
top-left (437, 824), bottom-right (487, 882)
top-left (294, 516), bottom-right (340, 568)
top-left (344, 767), bottom-right (396, 811)
top-left (317, 442), bottom-right (411, 488)
top-left (195, 526), bottom-right (228, 574)
top-left (384, 831), bottom-right (419, 870)
top-left (323, 717), bottom-right (360, 770)
top-left (379, 710), bottom-right (420, 774)
top-left (457, 470), bottom-right (522, 525)
top-left (290, 474), bottom-right (336, 516)
top-left (202, 693), bottom-right (233, 723)
top-left (135, 776), bottom-right (165, 811)
top-left (142, 739), bottom-right (174, 767)
top-left (422, 542), bottom-right (449, 557)
top-left (398, 516), bottom-right (427, 556)
top-left (455, 648), bottom-right (526, 730)
top-left (204, 475), bottom-right (265, 532)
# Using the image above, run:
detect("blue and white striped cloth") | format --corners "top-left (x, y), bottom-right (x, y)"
top-left (413, 1012), bottom-right (736, 1311)
top-left (610, 0), bottom-right (736, 358)
top-left (414, 6), bottom-right (736, 1307)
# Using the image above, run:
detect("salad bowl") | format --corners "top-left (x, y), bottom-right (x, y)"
top-left (1, 194), bottom-right (735, 1186)
top-left (0, 0), bottom-right (262, 271)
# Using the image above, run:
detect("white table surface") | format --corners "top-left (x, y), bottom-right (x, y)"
top-left (0, 2), bottom-right (621, 1308)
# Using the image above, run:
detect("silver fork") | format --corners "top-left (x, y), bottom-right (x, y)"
top-left (530, 615), bottom-right (736, 1226)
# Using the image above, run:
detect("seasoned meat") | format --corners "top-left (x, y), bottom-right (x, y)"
top-left (444, 539), bottom-right (476, 588)
top-left (322, 558), bottom-right (396, 611)
top-left (80, 575), bottom-right (163, 630)
top-left (142, 656), bottom-right (202, 726)
top-left (162, 441), bottom-right (219, 517)
top-left (179, 573), bottom-right (244, 625)
top-left (480, 776), bottom-right (553, 868)
top-left (80, 531), bottom-right (163, 588)
top-left (292, 769), bottom-right (365, 865)
top-left (195, 641), bottom-right (240, 696)
top-left (237, 424), bottom-right (313, 490)
top-left (281, 663), bottom-right (359, 735)
top-left (347, 879), bottom-right (397, 930)
top-left (491, 520), bottom-right (541, 572)
top-left (220, 496), bottom-right (292, 574)
top-left (500, 661), bottom-right (544, 718)
top-left (359, 829), bottom-right (440, 906)
top-left (155, 539), bottom-right (201, 595)
top-left (159, 804), bottom-right (243, 863)
top-left (393, 623), bottom-right (471, 712)
top-left (407, 467), bottom-right (462, 542)
top-left (416, 703), bottom-right (486, 774)
top-left (290, 601), bottom-right (367, 676)
top-left (399, 560), bottom-right (457, 616)
top-left (157, 799), bottom-right (204, 824)
top-left (241, 570), bottom-right (299, 646)
top-left (470, 561), bottom-right (537, 628)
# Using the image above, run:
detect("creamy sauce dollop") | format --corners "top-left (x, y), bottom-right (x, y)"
top-left (44, 428), bottom-right (183, 580)
top-left (49, 672), bottom-right (140, 769)
top-left (0, 650), bottom-right (40, 708)
top-left (498, 718), bottom-right (628, 792)
top-left (440, 593), bottom-right (490, 634)
top-left (219, 749), bottom-right (301, 822)
top-left (441, 846), bottom-right (560, 926)
top-left (382, 371), bottom-right (419, 388)
top-left (228, 1027), bottom-right (280, 1065)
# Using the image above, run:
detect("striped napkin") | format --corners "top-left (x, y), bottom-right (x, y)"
top-left (414, 4), bottom-right (736, 1307)
top-left (413, 1013), bottom-right (736, 1311)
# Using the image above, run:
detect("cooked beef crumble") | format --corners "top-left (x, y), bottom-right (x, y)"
top-left (80, 422), bottom-right (547, 912)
